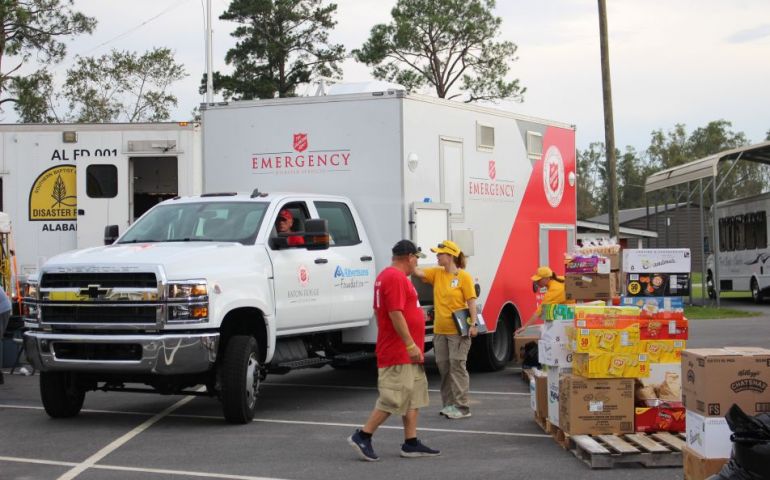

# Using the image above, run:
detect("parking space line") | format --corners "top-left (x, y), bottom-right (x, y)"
top-left (0, 455), bottom-right (78, 467)
top-left (56, 393), bottom-right (199, 480)
top-left (0, 456), bottom-right (290, 480)
top-left (0, 403), bottom-right (550, 439)
top-left (92, 463), bottom-right (291, 479)
top-left (262, 382), bottom-right (529, 396)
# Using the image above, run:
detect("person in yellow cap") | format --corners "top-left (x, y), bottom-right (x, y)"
top-left (517, 265), bottom-right (570, 333)
top-left (413, 240), bottom-right (477, 420)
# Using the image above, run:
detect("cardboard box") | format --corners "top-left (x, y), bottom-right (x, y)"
top-left (566, 255), bottom-right (611, 275)
top-left (682, 347), bottom-right (770, 417)
top-left (540, 304), bottom-right (575, 321)
top-left (573, 352), bottom-right (650, 378)
top-left (547, 366), bottom-right (571, 426)
top-left (559, 374), bottom-right (634, 435)
top-left (533, 369), bottom-right (548, 420)
top-left (623, 248), bottom-right (691, 274)
top-left (565, 273), bottom-right (618, 301)
top-left (640, 317), bottom-right (688, 340)
top-left (639, 362), bottom-right (683, 402)
top-left (574, 305), bottom-right (641, 321)
top-left (625, 272), bottom-right (690, 297)
top-left (686, 410), bottom-right (733, 459)
top-left (641, 339), bottom-right (686, 363)
top-left (683, 446), bottom-right (728, 480)
top-left (538, 340), bottom-right (572, 367)
top-left (620, 295), bottom-right (684, 314)
top-left (573, 324), bottom-right (641, 354)
top-left (540, 319), bottom-right (572, 344)
top-left (634, 402), bottom-right (686, 432)
top-left (514, 334), bottom-right (540, 365)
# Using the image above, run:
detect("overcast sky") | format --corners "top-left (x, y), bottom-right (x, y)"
top-left (17, 0), bottom-right (770, 152)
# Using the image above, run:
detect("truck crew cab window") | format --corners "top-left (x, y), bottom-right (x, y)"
top-left (271, 202), bottom-right (310, 237)
top-left (314, 201), bottom-right (360, 246)
top-left (86, 164), bottom-right (118, 198)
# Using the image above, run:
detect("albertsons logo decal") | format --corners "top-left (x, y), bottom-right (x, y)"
top-left (333, 265), bottom-right (370, 289)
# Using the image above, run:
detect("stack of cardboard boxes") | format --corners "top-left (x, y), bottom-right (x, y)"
top-left (681, 347), bottom-right (770, 479)
top-left (529, 248), bottom-right (691, 437)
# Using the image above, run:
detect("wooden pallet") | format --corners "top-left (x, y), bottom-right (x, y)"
top-left (569, 431), bottom-right (685, 469)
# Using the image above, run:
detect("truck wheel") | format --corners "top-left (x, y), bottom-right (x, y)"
top-left (751, 278), bottom-right (764, 304)
top-left (40, 371), bottom-right (85, 418)
top-left (706, 272), bottom-right (716, 299)
top-left (468, 315), bottom-right (516, 372)
top-left (221, 335), bottom-right (260, 424)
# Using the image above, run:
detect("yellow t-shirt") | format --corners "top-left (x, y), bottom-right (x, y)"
top-left (535, 279), bottom-right (571, 315)
top-left (423, 267), bottom-right (477, 335)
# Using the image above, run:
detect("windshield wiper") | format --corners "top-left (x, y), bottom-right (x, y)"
top-left (118, 239), bottom-right (160, 244)
top-left (164, 238), bottom-right (218, 242)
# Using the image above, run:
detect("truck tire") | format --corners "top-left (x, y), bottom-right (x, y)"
top-left (468, 315), bottom-right (516, 372)
top-left (221, 335), bottom-right (260, 424)
top-left (40, 371), bottom-right (85, 418)
top-left (707, 272), bottom-right (716, 299)
top-left (751, 278), bottom-right (764, 303)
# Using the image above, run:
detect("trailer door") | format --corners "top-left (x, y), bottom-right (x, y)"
top-left (76, 157), bottom-right (129, 248)
top-left (539, 223), bottom-right (575, 272)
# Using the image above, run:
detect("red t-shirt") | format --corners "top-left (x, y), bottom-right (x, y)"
top-left (373, 266), bottom-right (426, 368)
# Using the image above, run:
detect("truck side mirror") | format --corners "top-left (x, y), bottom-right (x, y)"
top-left (104, 225), bottom-right (119, 245)
top-left (304, 219), bottom-right (330, 251)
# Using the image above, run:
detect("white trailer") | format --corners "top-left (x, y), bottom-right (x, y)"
top-left (0, 123), bottom-right (202, 280)
top-left (707, 191), bottom-right (770, 301)
top-left (202, 91), bottom-right (577, 367)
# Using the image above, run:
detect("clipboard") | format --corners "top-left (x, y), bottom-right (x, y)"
top-left (452, 308), bottom-right (488, 337)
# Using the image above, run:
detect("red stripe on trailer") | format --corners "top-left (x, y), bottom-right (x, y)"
top-left (482, 126), bottom-right (576, 329)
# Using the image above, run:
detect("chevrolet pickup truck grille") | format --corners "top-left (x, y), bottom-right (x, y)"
top-left (41, 305), bottom-right (158, 325)
top-left (41, 272), bottom-right (158, 289)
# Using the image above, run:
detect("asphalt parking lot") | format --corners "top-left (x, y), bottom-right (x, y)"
top-left (2, 303), bottom-right (770, 480)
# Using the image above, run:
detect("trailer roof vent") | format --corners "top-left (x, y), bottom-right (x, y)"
top-left (527, 131), bottom-right (543, 160)
top-left (476, 123), bottom-right (494, 151)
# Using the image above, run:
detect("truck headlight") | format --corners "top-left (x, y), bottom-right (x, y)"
top-left (166, 281), bottom-right (208, 323)
top-left (23, 282), bottom-right (39, 300)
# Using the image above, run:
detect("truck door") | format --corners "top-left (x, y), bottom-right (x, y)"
top-left (313, 200), bottom-right (375, 327)
top-left (76, 156), bottom-right (129, 248)
top-left (269, 201), bottom-right (332, 333)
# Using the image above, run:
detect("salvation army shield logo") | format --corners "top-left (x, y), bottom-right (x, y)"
top-left (298, 265), bottom-right (309, 286)
top-left (542, 146), bottom-right (565, 208)
top-left (488, 160), bottom-right (496, 181)
top-left (293, 133), bottom-right (308, 153)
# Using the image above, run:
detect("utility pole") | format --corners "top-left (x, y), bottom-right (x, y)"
top-left (205, 0), bottom-right (214, 104)
top-left (598, 0), bottom-right (619, 240)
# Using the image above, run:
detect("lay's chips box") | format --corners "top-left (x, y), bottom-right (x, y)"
top-left (573, 352), bottom-right (650, 378)
top-left (641, 339), bottom-right (686, 363)
top-left (573, 324), bottom-right (641, 354)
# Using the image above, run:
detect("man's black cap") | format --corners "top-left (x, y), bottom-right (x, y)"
top-left (392, 239), bottom-right (426, 258)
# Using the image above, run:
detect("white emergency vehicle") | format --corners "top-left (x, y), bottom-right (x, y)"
top-left (22, 91), bottom-right (576, 423)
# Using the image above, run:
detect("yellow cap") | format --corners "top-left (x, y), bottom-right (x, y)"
top-left (531, 266), bottom-right (554, 281)
top-left (430, 240), bottom-right (462, 257)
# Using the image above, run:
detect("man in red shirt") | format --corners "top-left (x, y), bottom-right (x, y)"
top-left (348, 240), bottom-right (441, 461)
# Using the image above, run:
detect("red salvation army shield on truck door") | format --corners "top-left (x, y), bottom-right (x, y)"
top-left (293, 133), bottom-right (308, 153)
top-left (549, 162), bottom-right (559, 192)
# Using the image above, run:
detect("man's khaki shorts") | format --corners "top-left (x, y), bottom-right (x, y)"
top-left (375, 363), bottom-right (430, 416)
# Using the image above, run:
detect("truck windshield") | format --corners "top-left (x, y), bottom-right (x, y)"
top-left (118, 202), bottom-right (268, 245)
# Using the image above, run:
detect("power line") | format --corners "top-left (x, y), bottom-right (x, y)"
top-left (80, 0), bottom-right (193, 56)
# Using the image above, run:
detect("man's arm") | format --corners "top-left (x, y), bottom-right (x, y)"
top-left (389, 310), bottom-right (423, 363)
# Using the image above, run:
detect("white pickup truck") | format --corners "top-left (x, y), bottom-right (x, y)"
top-left (23, 191), bottom-right (383, 423)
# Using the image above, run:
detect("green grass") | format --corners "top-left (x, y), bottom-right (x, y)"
top-left (684, 305), bottom-right (762, 319)
top-left (689, 271), bottom-right (752, 299)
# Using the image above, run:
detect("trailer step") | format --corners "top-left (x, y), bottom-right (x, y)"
top-left (274, 357), bottom-right (332, 371)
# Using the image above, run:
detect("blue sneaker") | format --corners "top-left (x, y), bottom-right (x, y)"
top-left (400, 439), bottom-right (441, 458)
top-left (348, 429), bottom-right (379, 462)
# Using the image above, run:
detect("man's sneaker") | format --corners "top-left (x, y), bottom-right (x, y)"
top-left (400, 439), bottom-right (441, 458)
top-left (439, 405), bottom-right (457, 417)
top-left (348, 429), bottom-right (379, 462)
top-left (445, 407), bottom-right (472, 419)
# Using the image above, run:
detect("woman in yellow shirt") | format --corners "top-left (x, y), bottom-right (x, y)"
top-left (518, 265), bottom-right (569, 333)
top-left (414, 240), bottom-right (478, 420)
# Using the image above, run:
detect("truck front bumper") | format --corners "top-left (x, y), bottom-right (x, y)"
top-left (24, 331), bottom-right (219, 374)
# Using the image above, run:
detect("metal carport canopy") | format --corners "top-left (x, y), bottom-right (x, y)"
top-left (645, 140), bottom-right (770, 193)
